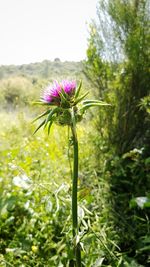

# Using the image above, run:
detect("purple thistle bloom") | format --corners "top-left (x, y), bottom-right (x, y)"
top-left (41, 80), bottom-right (76, 105)
top-left (42, 81), bottom-right (61, 104)
top-left (61, 80), bottom-right (76, 94)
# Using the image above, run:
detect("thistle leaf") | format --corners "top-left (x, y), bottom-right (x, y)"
top-left (32, 110), bottom-right (51, 123)
top-left (82, 101), bottom-right (110, 107)
top-left (32, 101), bottom-right (55, 106)
top-left (33, 119), bottom-right (46, 134)
top-left (74, 91), bottom-right (89, 105)
top-left (75, 80), bottom-right (82, 99)
top-left (80, 102), bottom-right (110, 112)
top-left (47, 120), bottom-right (53, 135)
top-left (60, 87), bottom-right (68, 98)
top-left (59, 91), bottom-right (70, 104)
top-left (44, 107), bottom-right (59, 127)
top-left (82, 99), bottom-right (106, 104)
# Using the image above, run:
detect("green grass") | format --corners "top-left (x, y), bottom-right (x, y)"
top-left (0, 109), bottom-right (101, 266)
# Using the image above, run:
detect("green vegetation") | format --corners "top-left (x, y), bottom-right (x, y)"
top-left (85, 0), bottom-right (150, 266)
top-left (0, 60), bottom-right (84, 80)
top-left (0, 112), bottom-right (96, 266)
top-left (0, 0), bottom-right (150, 266)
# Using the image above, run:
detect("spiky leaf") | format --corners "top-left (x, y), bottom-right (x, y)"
top-left (44, 107), bottom-right (59, 127)
top-left (33, 119), bottom-right (46, 134)
top-left (74, 91), bottom-right (89, 105)
top-left (32, 110), bottom-right (51, 123)
top-left (80, 102), bottom-right (110, 113)
top-left (47, 120), bottom-right (53, 135)
top-left (75, 80), bottom-right (82, 99)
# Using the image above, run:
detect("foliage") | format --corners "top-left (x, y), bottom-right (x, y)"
top-left (0, 113), bottom-right (107, 266)
top-left (86, 0), bottom-right (150, 154)
top-left (1, 107), bottom-right (150, 266)
top-left (85, 0), bottom-right (150, 266)
top-left (104, 147), bottom-right (150, 266)
top-left (0, 60), bottom-right (84, 80)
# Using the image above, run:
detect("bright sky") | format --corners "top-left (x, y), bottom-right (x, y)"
top-left (0, 0), bottom-right (97, 65)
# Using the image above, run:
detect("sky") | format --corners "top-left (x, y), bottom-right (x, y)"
top-left (0, 0), bottom-right (98, 65)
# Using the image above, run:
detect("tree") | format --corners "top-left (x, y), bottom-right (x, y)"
top-left (86, 0), bottom-right (150, 154)
top-left (85, 1), bottom-right (150, 265)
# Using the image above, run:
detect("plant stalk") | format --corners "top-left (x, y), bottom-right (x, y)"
top-left (71, 107), bottom-right (81, 267)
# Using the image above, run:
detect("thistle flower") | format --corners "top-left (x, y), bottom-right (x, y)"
top-left (41, 80), bottom-right (76, 105)
top-left (33, 79), bottom-right (110, 266)
top-left (61, 80), bottom-right (76, 95)
top-left (34, 79), bottom-right (109, 134)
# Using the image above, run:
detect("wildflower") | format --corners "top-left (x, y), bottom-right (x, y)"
top-left (41, 80), bottom-right (76, 105)
top-left (61, 80), bottom-right (76, 95)
top-left (34, 79), bottom-right (109, 133)
top-left (33, 79), bottom-right (110, 266)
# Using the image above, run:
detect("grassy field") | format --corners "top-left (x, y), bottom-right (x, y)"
top-left (0, 107), bottom-right (105, 267)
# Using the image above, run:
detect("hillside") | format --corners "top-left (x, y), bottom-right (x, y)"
top-left (0, 59), bottom-right (84, 80)
top-left (0, 59), bottom-right (91, 111)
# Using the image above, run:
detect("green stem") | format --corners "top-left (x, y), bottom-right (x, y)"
top-left (72, 128), bottom-right (78, 235)
top-left (71, 107), bottom-right (81, 267)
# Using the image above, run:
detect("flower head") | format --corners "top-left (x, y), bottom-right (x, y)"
top-left (34, 79), bottom-right (109, 134)
top-left (41, 80), bottom-right (76, 105)
top-left (42, 81), bottom-right (61, 104)
top-left (61, 80), bottom-right (76, 95)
